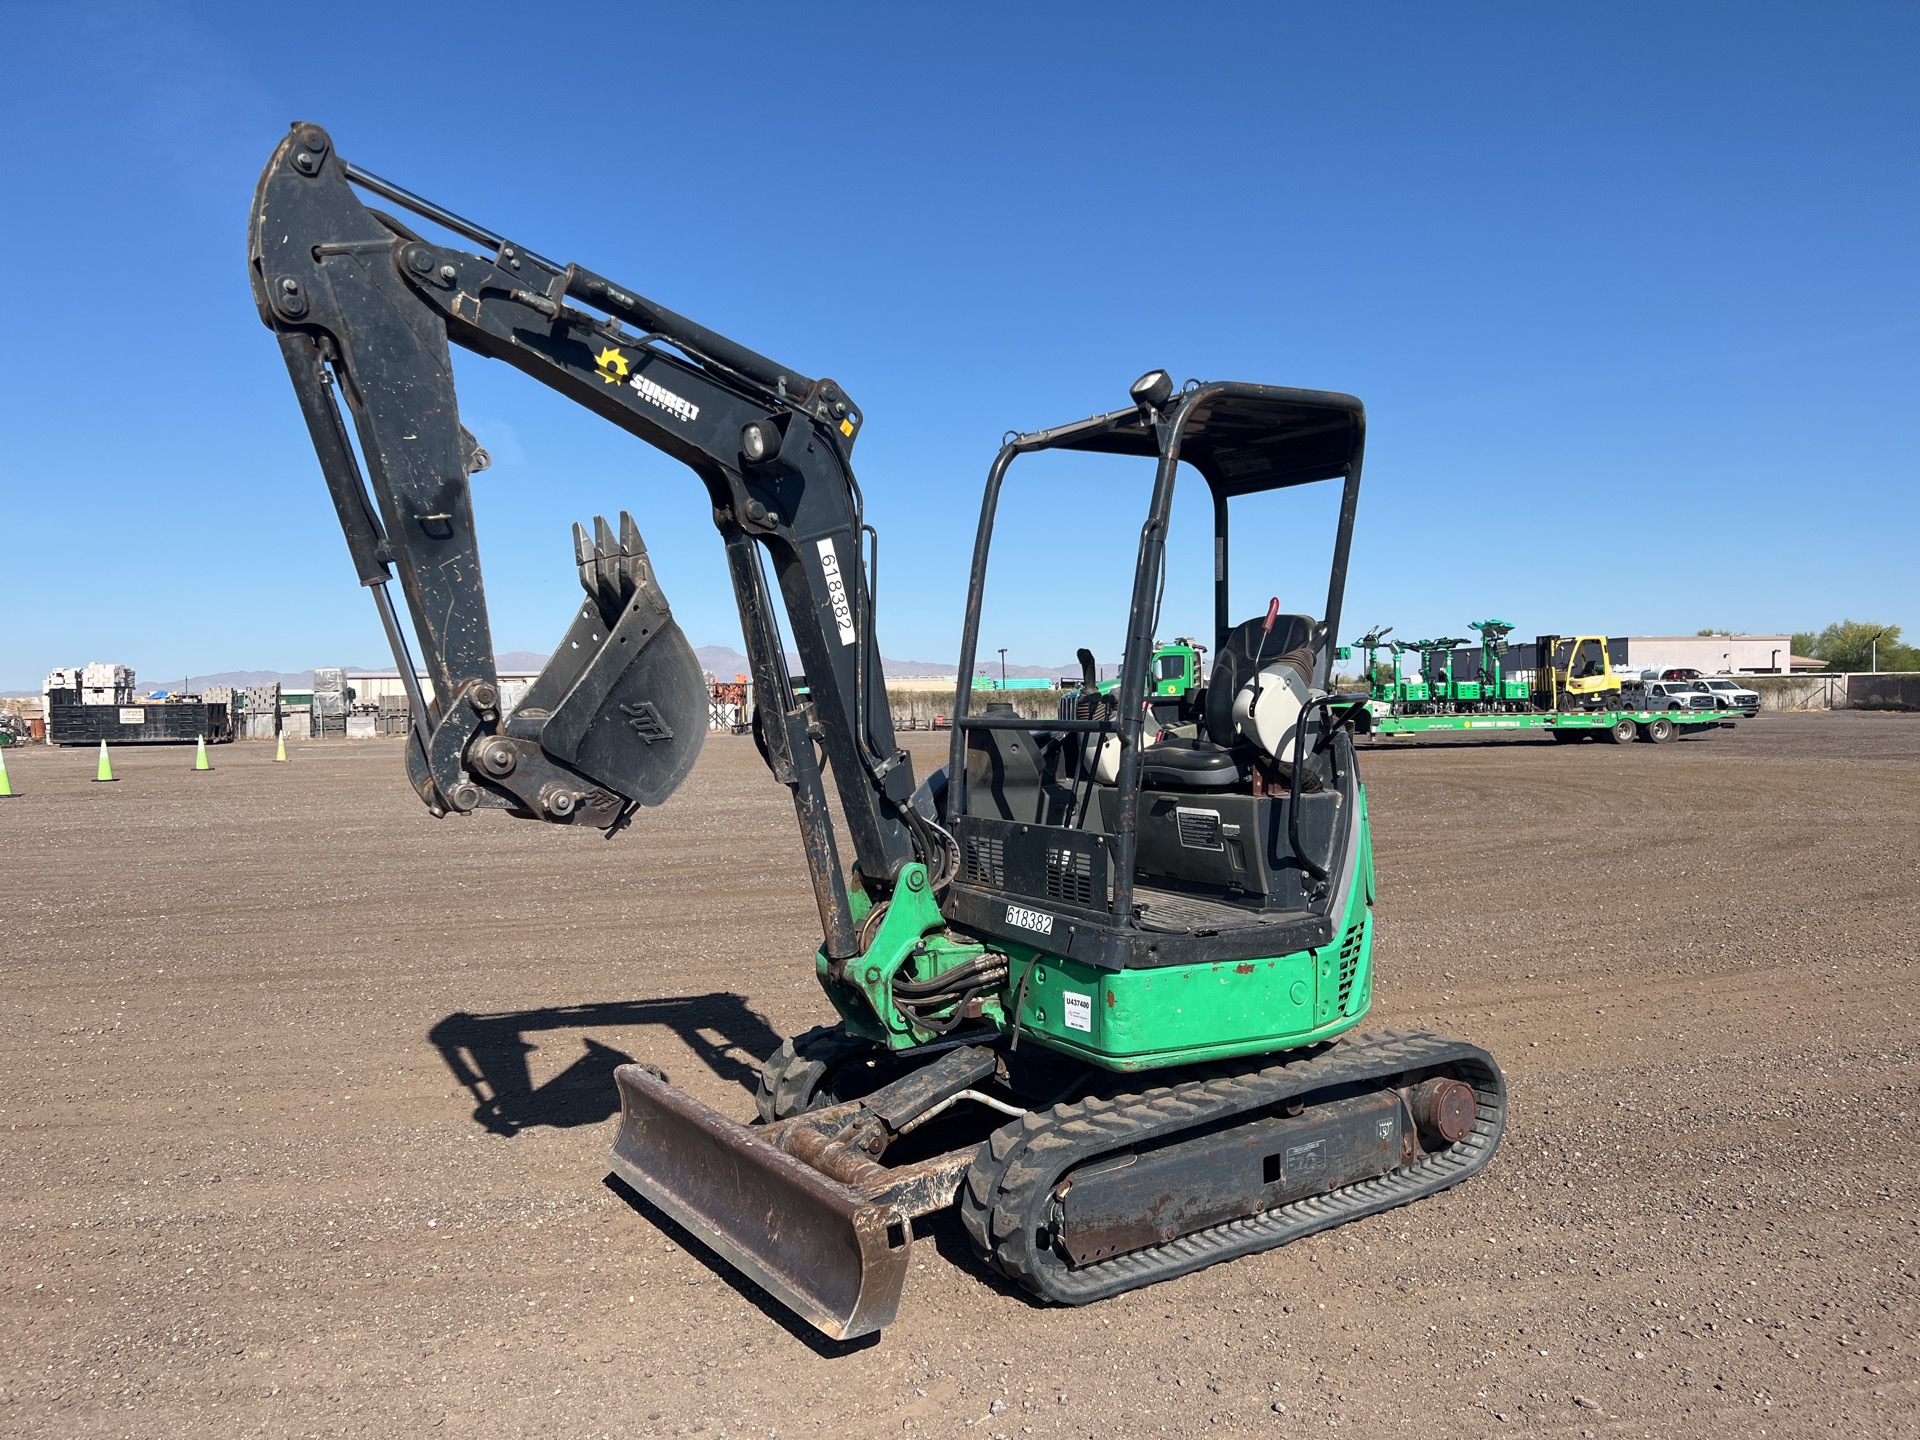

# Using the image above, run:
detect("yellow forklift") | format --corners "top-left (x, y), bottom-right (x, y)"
top-left (1532, 634), bottom-right (1622, 710)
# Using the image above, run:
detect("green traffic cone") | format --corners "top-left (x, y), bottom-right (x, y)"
top-left (94, 739), bottom-right (118, 783)
top-left (275, 734), bottom-right (288, 763)
top-left (0, 745), bottom-right (14, 797)
top-left (193, 735), bottom-right (213, 772)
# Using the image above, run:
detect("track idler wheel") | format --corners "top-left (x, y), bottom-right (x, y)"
top-left (755, 1023), bottom-right (898, 1123)
top-left (1409, 1076), bottom-right (1477, 1147)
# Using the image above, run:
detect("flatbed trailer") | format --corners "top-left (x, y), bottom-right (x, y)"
top-left (1364, 707), bottom-right (1741, 744)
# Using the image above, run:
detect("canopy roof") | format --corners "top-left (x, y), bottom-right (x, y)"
top-left (1012, 382), bottom-right (1364, 499)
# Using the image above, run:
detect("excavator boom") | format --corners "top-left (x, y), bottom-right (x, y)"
top-left (249, 123), bottom-right (928, 956)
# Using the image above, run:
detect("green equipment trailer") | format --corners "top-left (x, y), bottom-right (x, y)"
top-left (1365, 707), bottom-right (1738, 743)
top-left (1347, 620), bottom-right (1745, 742)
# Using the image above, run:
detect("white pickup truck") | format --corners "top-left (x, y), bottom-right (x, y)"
top-left (1691, 677), bottom-right (1760, 716)
top-left (1620, 679), bottom-right (1721, 713)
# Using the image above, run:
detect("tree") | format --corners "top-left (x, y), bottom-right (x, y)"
top-left (1807, 620), bottom-right (1920, 672)
top-left (1791, 631), bottom-right (1817, 658)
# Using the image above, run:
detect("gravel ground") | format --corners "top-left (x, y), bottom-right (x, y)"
top-left (2, 712), bottom-right (1915, 1438)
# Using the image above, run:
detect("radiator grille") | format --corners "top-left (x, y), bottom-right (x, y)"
top-left (964, 833), bottom-right (1005, 888)
top-left (1044, 846), bottom-right (1095, 906)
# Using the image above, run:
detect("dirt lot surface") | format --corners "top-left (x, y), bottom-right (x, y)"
top-left (3, 713), bottom-right (1916, 1438)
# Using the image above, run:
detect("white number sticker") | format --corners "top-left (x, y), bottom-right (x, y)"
top-left (1003, 904), bottom-right (1054, 936)
top-left (816, 537), bottom-right (857, 646)
top-left (1063, 991), bottom-right (1092, 1032)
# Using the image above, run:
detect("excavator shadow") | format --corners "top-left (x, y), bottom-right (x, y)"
top-left (427, 995), bottom-right (783, 1137)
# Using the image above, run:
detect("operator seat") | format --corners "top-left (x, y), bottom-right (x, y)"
top-left (1137, 614), bottom-right (1320, 791)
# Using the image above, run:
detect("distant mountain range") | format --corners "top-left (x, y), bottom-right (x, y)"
top-left (3, 646), bottom-right (1086, 698)
top-left (0, 652), bottom-right (556, 697)
top-left (693, 645), bottom-right (1084, 682)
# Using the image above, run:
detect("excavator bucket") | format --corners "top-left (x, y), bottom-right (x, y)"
top-left (607, 1064), bottom-right (913, 1340)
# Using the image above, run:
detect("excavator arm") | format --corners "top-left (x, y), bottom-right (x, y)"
top-left (249, 123), bottom-right (920, 955)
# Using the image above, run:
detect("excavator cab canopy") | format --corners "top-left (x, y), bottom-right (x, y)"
top-left (989, 382), bottom-right (1365, 681)
top-left (1016, 385), bottom-right (1364, 500)
top-left (944, 379), bottom-right (1367, 970)
top-left (956, 380), bottom-right (1365, 701)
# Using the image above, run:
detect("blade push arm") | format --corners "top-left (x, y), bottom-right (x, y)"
top-left (249, 123), bottom-right (919, 953)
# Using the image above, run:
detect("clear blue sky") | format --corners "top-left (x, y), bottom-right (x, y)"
top-left (2, 2), bottom-right (1915, 690)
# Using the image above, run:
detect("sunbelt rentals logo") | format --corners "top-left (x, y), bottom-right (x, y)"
top-left (591, 347), bottom-right (700, 424)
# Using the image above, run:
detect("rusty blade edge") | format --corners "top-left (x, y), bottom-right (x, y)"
top-left (606, 1064), bottom-right (912, 1341)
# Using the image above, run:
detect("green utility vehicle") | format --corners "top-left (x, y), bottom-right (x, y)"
top-left (1065, 638), bottom-right (1207, 702)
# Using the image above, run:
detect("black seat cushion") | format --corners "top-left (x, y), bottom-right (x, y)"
top-left (1138, 738), bottom-right (1247, 791)
top-left (1204, 614), bottom-right (1321, 747)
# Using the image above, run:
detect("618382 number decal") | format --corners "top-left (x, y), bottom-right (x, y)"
top-left (1004, 905), bottom-right (1054, 936)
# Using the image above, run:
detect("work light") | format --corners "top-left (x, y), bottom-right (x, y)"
top-left (740, 419), bottom-right (777, 465)
top-left (1129, 369), bottom-right (1174, 410)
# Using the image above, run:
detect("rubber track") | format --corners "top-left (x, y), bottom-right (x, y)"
top-left (958, 1030), bottom-right (1506, 1305)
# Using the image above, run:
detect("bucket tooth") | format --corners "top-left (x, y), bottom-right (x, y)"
top-left (592, 514), bottom-right (623, 613)
top-left (608, 1064), bottom-right (912, 1340)
top-left (573, 520), bottom-right (597, 596)
top-left (617, 511), bottom-right (657, 600)
top-left (619, 509), bottom-right (646, 563)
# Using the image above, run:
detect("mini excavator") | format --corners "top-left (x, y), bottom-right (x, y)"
top-left (249, 125), bottom-right (1506, 1340)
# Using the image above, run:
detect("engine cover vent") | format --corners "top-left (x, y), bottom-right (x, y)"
top-left (964, 833), bottom-right (1006, 889)
top-left (1337, 918), bottom-right (1366, 1013)
top-left (1044, 846), bottom-right (1095, 906)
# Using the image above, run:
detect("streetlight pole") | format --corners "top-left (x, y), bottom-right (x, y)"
top-left (998, 647), bottom-right (1008, 688)
top-left (1871, 629), bottom-right (1885, 674)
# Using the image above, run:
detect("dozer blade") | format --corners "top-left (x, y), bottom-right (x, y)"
top-left (607, 1064), bottom-right (912, 1341)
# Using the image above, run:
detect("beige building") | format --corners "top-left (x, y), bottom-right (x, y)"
top-left (1613, 635), bottom-right (1797, 675)
top-left (1455, 634), bottom-right (1799, 680)
top-left (346, 670), bottom-right (543, 709)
